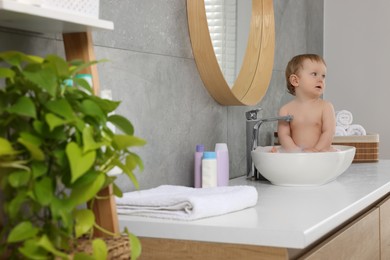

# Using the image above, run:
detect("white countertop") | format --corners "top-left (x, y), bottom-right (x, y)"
top-left (118, 160), bottom-right (390, 249)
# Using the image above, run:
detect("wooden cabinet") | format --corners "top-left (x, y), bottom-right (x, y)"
top-left (137, 194), bottom-right (390, 260)
top-left (301, 208), bottom-right (380, 259)
top-left (379, 196), bottom-right (390, 258)
top-left (300, 194), bottom-right (390, 260)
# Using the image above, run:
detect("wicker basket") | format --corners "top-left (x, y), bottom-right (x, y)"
top-left (332, 133), bottom-right (379, 163)
top-left (75, 236), bottom-right (131, 259)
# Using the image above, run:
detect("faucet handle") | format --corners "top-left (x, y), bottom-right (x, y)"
top-left (245, 108), bottom-right (262, 120)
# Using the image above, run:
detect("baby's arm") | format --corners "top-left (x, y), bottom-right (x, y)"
top-left (278, 106), bottom-right (300, 152)
top-left (312, 101), bottom-right (336, 151)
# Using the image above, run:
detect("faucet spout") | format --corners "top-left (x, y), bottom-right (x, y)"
top-left (246, 114), bottom-right (293, 180)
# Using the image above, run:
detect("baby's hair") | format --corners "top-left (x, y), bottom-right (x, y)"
top-left (285, 54), bottom-right (326, 95)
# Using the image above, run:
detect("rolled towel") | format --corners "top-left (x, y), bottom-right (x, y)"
top-left (336, 110), bottom-right (353, 127)
top-left (346, 124), bottom-right (366, 136)
top-left (116, 185), bottom-right (258, 221)
top-left (335, 125), bottom-right (347, 136)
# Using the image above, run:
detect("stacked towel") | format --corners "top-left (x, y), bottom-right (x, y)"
top-left (335, 126), bottom-right (347, 136)
top-left (335, 110), bottom-right (366, 136)
top-left (346, 124), bottom-right (367, 136)
top-left (335, 110), bottom-right (353, 127)
top-left (116, 185), bottom-right (258, 221)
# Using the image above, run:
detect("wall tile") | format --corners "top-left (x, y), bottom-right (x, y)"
top-left (95, 46), bottom-right (227, 191)
top-left (94, 0), bottom-right (193, 59)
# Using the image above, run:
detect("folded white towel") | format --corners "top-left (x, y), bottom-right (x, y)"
top-left (116, 185), bottom-right (258, 221)
top-left (346, 124), bottom-right (366, 136)
top-left (336, 110), bottom-right (353, 127)
top-left (335, 125), bottom-right (347, 136)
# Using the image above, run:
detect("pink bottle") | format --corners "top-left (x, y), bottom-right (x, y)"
top-left (215, 143), bottom-right (229, 186)
top-left (194, 144), bottom-right (204, 188)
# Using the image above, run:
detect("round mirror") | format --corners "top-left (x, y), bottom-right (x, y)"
top-left (187, 0), bottom-right (275, 106)
top-left (204, 0), bottom-right (251, 88)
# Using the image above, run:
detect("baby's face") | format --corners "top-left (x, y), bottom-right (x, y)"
top-left (296, 59), bottom-right (327, 97)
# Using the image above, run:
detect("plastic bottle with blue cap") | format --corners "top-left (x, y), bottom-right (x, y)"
top-left (202, 151), bottom-right (217, 188)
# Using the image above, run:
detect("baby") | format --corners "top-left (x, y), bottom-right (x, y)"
top-left (277, 54), bottom-right (336, 152)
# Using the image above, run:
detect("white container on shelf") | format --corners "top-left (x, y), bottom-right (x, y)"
top-left (41, 0), bottom-right (99, 18)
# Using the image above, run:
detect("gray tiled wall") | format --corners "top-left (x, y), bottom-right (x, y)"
top-left (0, 0), bottom-right (323, 192)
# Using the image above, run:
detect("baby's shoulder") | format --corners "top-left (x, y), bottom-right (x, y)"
top-left (279, 101), bottom-right (294, 114)
top-left (319, 99), bottom-right (334, 109)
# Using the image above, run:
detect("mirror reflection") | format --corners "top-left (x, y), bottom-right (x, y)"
top-left (205, 0), bottom-right (251, 87)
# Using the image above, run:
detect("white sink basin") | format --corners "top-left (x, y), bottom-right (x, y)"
top-left (251, 145), bottom-right (356, 186)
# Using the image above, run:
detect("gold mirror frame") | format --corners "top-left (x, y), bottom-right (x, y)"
top-left (187, 0), bottom-right (275, 106)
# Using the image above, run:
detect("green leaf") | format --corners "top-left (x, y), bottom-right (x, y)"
top-left (17, 137), bottom-right (45, 161)
top-left (90, 96), bottom-right (120, 113)
top-left (113, 183), bottom-right (123, 197)
top-left (74, 253), bottom-right (95, 260)
top-left (127, 230), bottom-right (142, 260)
top-left (74, 209), bottom-right (95, 238)
top-left (45, 99), bottom-right (75, 120)
top-left (112, 158), bottom-right (139, 189)
top-left (7, 221), bottom-right (39, 243)
top-left (81, 99), bottom-right (105, 121)
top-left (92, 238), bottom-right (108, 260)
top-left (83, 126), bottom-right (106, 153)
top-left (8, 191), bottom-right (27, 219)
top-left (23, 66), bottom-right (57, 96)
top-left (8, 170), bottom-right (31, 187)
top-left (33, 177), bottom-right (53, 206)
top-left (108, 114), bottom-right (134, 135)
top-left (45, 113), bottom-right (67, 131)
top-left (74, 76), bottom-right (93, 93)
top-left (37, 235), bottom-right (68, 258)
top-left (31, 161), bottom-right (48, 179)
top-left (7, 96), bottom-right (37, 118)
top-left (0, 137), bottom-right (17, 156)
top-left (69, 59), bottom-right (103, 76)
top-left (50, 197), bottom-right (73, 228)
top-left (126, 153), bottom-right (144, 172)
top-left (33, 120), bottom-right (44, 135)
top-left (113, 135), bottom-right (146, 150)
top-left (20, 132), bottom-right (43, 146)
top-left (66, 142), bottom-right (96, 183)
top-left (0, 160), bottom-right (30, 171)
top-left (0, 67), bottom-right (15, 78)
top-left (69, 172), bottom-right (105, 206)
top-left (45, 54), bottom-right (69, 77)
top-left (0, 51), bottom-right (42, 66)
top-left (19, 238), bottom-right (49, 260)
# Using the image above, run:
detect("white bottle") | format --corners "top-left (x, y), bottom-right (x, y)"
top-left (202, 151), bottom-right (217, 188)
top-left (215, 143), bottom-right (229, 186)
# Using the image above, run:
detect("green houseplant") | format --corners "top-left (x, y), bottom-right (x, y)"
top-left (0, 51), bottom-right (145, 259)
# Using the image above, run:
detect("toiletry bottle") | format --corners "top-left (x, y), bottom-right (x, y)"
top-left (194, 144), bottom-right (204, 188)
top-left (202, 151), bottom-right (217, 188)
top-left (215, 143), bottom-right (229, 186)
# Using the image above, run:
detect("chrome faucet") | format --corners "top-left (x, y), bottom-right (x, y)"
top-left (246, 108), bottom-right (293, 180)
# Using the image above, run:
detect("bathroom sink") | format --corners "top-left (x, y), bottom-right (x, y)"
top-left (251, 145), bottom-right (356, 186)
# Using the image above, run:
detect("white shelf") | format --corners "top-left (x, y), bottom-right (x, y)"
top-left (0, 0), bottom-right (113, 34)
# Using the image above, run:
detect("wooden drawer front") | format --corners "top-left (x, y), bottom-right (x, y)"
top-left (379, 197), bottom-right (390, 259)
top-left (301, 208), bottom-right (380, 260)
